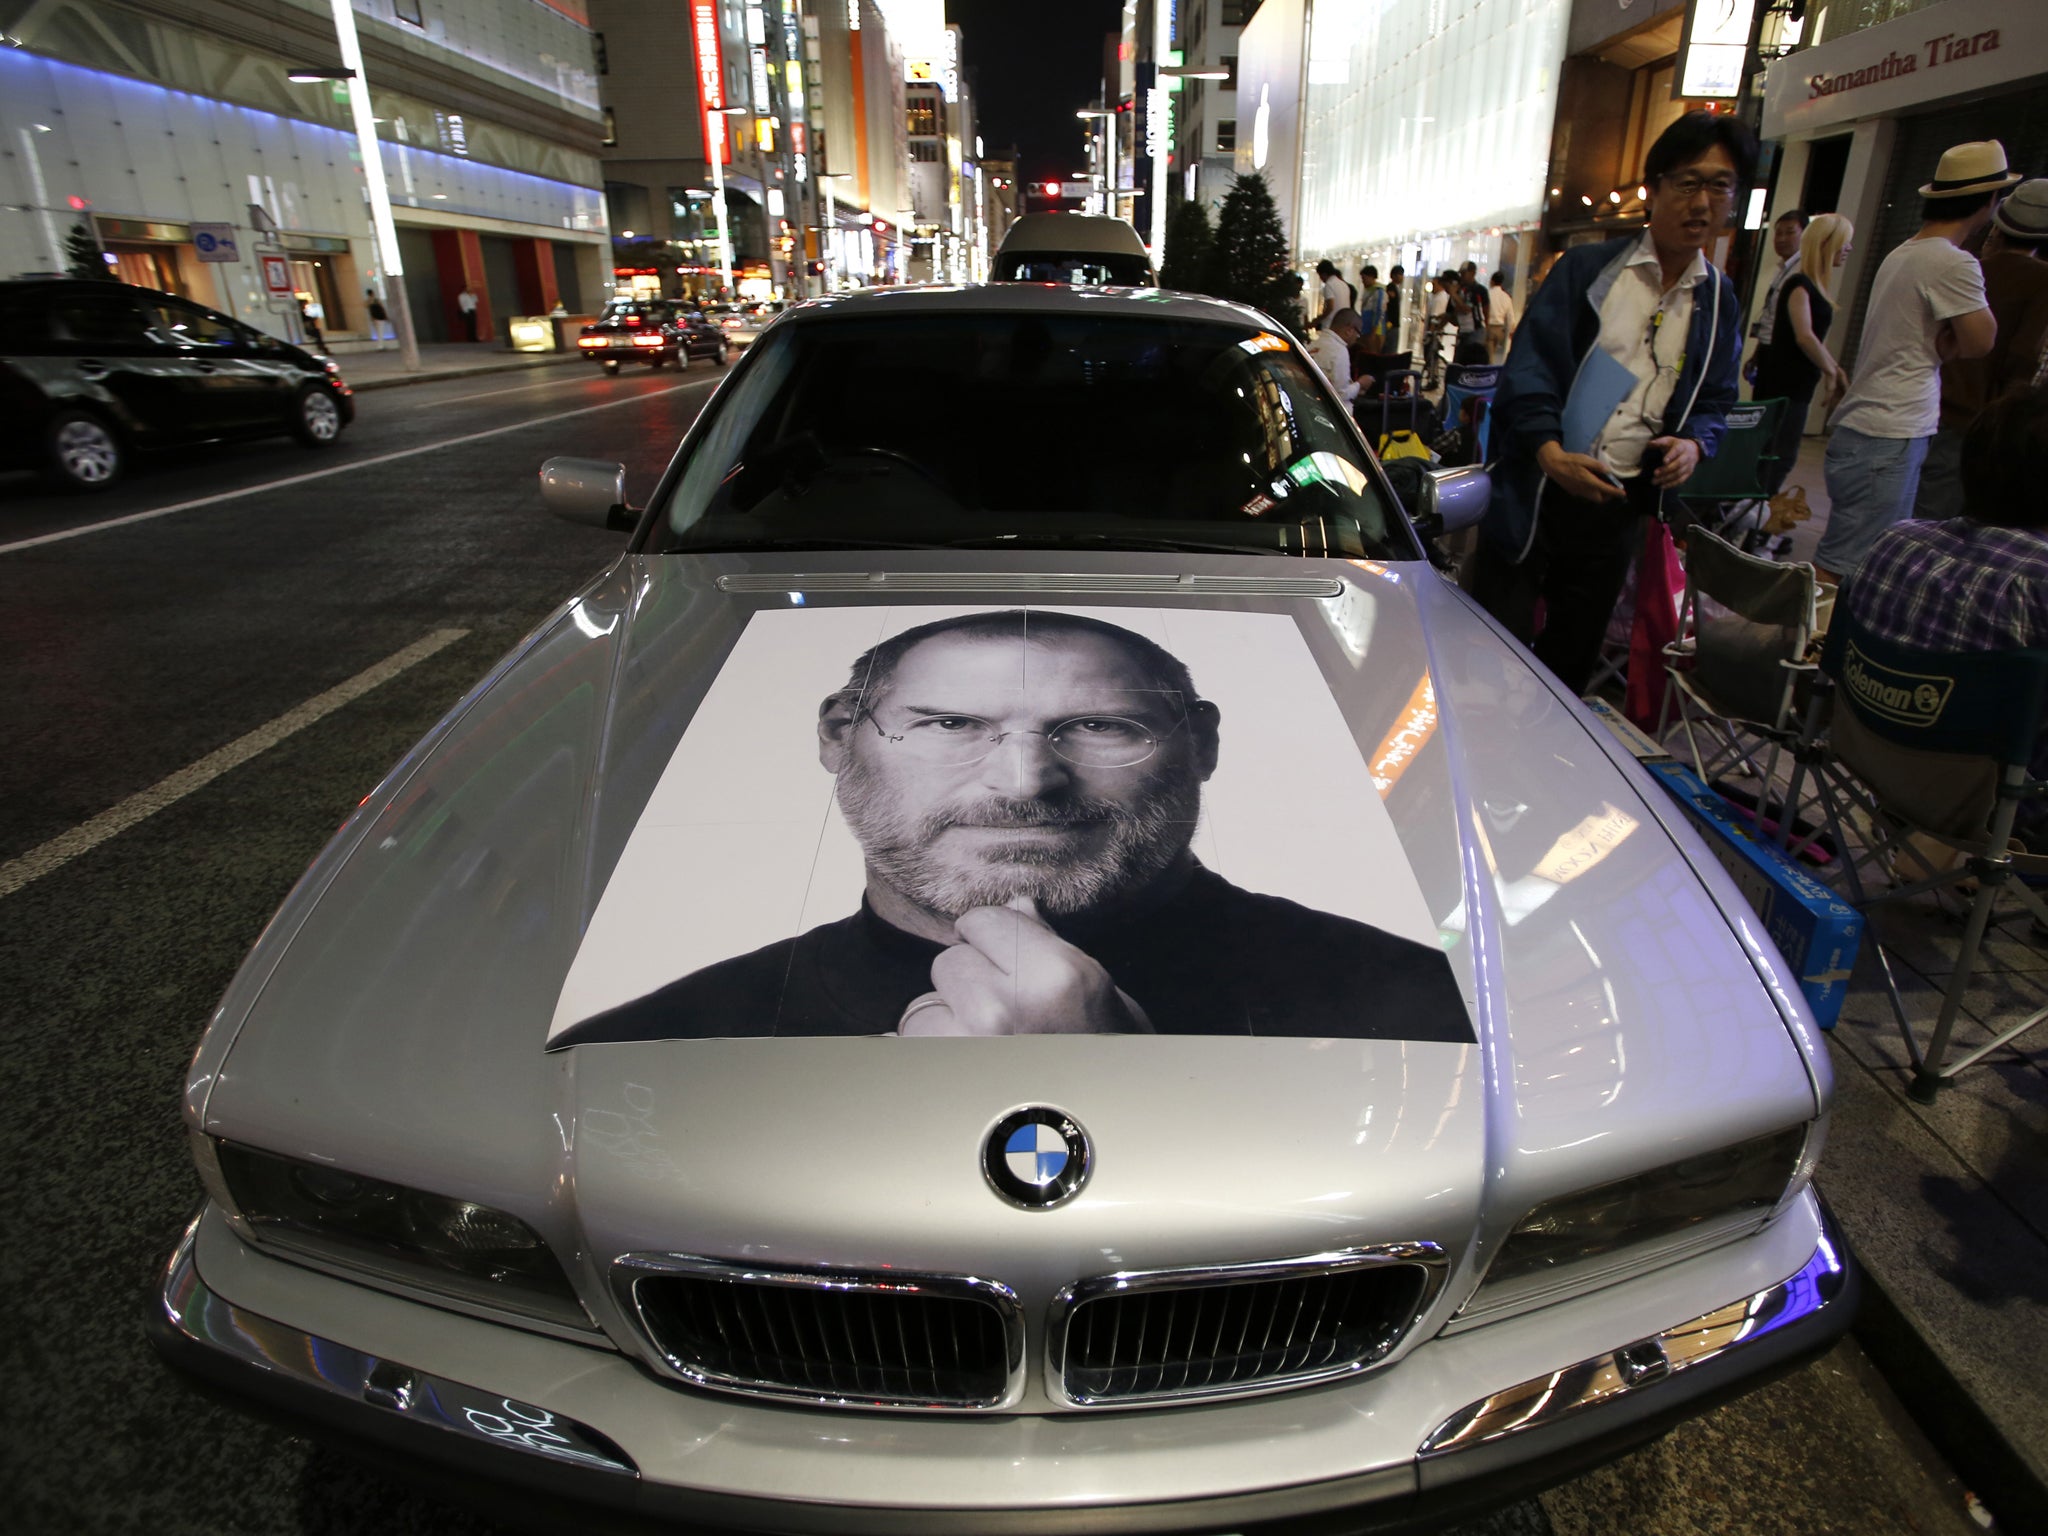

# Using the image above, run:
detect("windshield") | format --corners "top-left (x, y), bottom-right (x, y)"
top-left (993, 251), bottom-right (1154, 287)
top-left (652, 313), bottom-right (1399, 559)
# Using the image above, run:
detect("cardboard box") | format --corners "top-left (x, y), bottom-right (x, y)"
top-left (1644, 760), bottom-right (1863, 1030)
top-left (1580, 695), bottom-right (1673, 764)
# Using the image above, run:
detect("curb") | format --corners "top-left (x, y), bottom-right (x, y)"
top-left (1850, 1264), bottom-right (2048, 1535)
top-left (344, 353), bottom-right (584, 393)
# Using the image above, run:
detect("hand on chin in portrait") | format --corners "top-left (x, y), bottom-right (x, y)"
top-left (897, 895), bottom-right (1155, 1035)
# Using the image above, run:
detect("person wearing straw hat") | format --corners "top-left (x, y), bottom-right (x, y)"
top-left (1914, 178), bottom-right (2048, 522)
top-left (1814, 140), bottom-right (2016, 583)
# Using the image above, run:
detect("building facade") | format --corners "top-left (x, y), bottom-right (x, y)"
top-left (1173, 0), bottom-right (1249, 214)
top-left (1, 0), bottom-right (610, 348)
top-left (1230, 0), bottom-right (1571, 338)
top-left (589, 0), bottom-right (935, 302)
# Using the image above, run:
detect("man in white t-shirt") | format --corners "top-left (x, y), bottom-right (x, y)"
top-left (1313, 260), bottom-right (1348, 330)
top-left (1486, 271), bottom-right (1518, 361)
top-left (1816, 141), bottom-right (2012, 580)
top-left (1421, 277), bottom-right (1451, 384)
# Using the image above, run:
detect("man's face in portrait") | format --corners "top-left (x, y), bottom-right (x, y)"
top-left (820, 629), bottom-right (1219, 923)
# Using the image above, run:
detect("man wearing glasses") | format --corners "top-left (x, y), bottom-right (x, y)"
top-left (556, 610), bottom-right (1469, 1043)
top-left (1472, 112), bottom-right (1751, 695)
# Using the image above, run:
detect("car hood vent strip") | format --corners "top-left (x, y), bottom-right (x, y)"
top-left (715, 572), bottom-right (1346, 597)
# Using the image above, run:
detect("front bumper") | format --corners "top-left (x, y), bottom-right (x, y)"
top-left (149, 1195), bottom-right (1856, 1535)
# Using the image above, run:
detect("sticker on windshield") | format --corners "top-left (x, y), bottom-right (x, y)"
top-left (548, 606), bottom-right (1470, 1045)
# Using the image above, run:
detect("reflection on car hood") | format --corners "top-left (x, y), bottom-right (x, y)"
top-left (200, 552), bottom-right (1820, 1307)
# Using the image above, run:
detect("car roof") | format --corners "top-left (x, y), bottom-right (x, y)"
top-left (996, 213), bottom-right (1151, 258)
top-left (771, 283), bottom-right (1276, 332)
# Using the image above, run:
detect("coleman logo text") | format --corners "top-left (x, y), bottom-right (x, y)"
top-left (1843, 647), bottom-right (1951, 728)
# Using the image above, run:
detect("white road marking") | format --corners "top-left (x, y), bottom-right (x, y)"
top-left (0, 377), bottom-right (717, 555)
top-left (419, 365), bottom-right (694, 408)
top-left (0, 628), bottom-right (469, 901)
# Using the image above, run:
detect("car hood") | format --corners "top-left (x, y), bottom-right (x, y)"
top-left (198, 551), bottom-right (1821, 1340)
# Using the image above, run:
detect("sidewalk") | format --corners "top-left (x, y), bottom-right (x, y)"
top-left (1674, 430), bottom-right (2048, 1532)
top-left (331, 341), bottom-right (584, 392)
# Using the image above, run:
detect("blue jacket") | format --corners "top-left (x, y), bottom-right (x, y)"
top-left (1482, 234), bottom-right (1743, 561)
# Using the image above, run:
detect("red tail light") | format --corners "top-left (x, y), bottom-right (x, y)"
top-left (630, 333), bottom-right (665, 347)
top-left (578, 335), bottom-right (607, 348)
top-left (624, 314), bottom-right (642, 327)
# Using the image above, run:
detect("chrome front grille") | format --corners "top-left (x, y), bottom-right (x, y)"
top-left (1050, 1246), bottom-right (1444, 1407)
top-left (615, 1256), bottom-right (1025, 1410)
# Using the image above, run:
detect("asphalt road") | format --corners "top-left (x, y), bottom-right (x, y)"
top-left (0, 362), bottom-right (1985, 1535)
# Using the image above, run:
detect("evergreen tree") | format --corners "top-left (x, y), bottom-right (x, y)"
top-left (1208, 171), bottom-right (1300, 332)
top-left (1156, 196), bottom-right (1214, 294)
top-left (64, 223), bottom-right (113, 280)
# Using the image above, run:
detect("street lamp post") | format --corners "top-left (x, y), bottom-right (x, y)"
top-left (1076, 108), bottom-right (1117, 219)
top-left (316, 2), bottom-right (418, 371)
top-left (1143, 64), bottom-right (1228, 259)
top-left (710, 105), bottom-right (746, 298)
top-left (817, 171), bottom-right (855, 292)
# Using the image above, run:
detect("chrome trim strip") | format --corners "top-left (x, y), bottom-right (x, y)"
top-left (611, 1253), bottom-right (1029, 1412)
top-left (715, 572), bottom-right (1348, 597)
top-left (1046, 1244), bottom-right (1448, 1410)
top-left (154, 1213), bottom-right (636, 1477)
top-left (1419, 1226), bottom-right (1850, 1456)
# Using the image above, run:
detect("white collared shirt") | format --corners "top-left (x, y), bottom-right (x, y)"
top-left (1754, 251), bottom-right (1800, 345)
top-left (1309, 327), bottom-right (1358, 403)
top-left (1592, 230), bottom-right (1709, 479)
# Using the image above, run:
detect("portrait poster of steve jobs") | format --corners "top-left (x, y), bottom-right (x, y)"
top-left (549, 606), bottom-right (1471, 1045)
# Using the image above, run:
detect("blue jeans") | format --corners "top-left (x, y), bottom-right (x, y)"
top-left (1816, 426), bottom-right (1930, 577)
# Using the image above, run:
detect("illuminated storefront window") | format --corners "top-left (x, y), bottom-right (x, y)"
top-left (1297, 0), bottom-right (1569, 255)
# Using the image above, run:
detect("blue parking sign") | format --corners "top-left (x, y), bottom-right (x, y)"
top-left (192, 222), bottom-right (239, 262)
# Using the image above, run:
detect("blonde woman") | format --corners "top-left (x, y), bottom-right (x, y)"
top-left (1753, 211), bottom-right (1852, 488)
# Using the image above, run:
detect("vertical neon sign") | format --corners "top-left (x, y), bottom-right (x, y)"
top-left (691, 1), bottom-right (730, 165)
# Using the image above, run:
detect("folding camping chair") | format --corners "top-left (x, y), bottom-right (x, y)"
top-left (1660, 526), bottom-right (1824, 847)
top-left (1440, 363), bottom-right (1501, 466)
top-left (1670, 399), bottom-right (1786, 548)
top-left (1815, 607), bottom-right (2048, 1099)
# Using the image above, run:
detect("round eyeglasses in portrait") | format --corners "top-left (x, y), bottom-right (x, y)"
top-left (859, 709), bottom-right (1183, 768)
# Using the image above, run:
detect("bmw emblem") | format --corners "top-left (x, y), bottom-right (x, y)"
top-left (983, 1107), bottom-right (1091, 1210)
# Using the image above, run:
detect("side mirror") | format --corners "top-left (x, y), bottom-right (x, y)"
top-left (540, 456), bottom-right (634, 531)
top-left (1412, 464), bottom-right (1490, 540)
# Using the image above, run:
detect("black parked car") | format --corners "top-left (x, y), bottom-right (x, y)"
top-left (576, 298), bottom-right (730, 374)
top-left (0, 278), bottom-right (354, 492)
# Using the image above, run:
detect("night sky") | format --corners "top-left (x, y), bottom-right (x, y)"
top-left (946, 0), bottom-right (1123, 182)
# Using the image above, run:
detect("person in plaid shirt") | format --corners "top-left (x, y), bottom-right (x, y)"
top-left (1844, 386), bottom-right (2048, 790)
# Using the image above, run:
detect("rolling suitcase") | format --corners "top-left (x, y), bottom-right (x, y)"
top-left (1365, 369), bottom-right (1439, 458)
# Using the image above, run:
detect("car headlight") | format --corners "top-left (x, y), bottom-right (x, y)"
top-left (1471, 1125), bottom-right (1810, 1309)
top-left (211, 1140), bottom-right (592, 1330)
